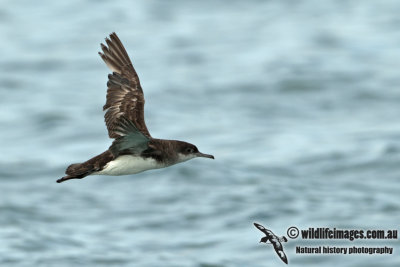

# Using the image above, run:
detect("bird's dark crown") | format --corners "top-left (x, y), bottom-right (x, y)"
top-left (175, 141), bottom-right (199, 155)
top-left (170, 140), bottom-right (214, 160)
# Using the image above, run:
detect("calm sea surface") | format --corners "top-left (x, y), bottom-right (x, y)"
top-left (1, 0), bottom-right (399, 266)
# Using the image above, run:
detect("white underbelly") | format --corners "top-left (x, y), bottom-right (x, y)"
top-left (93, 155), bottom-right (162, 176)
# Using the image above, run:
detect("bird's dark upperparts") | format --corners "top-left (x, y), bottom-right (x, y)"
top-left (57, 33), bottom-right (214, 183)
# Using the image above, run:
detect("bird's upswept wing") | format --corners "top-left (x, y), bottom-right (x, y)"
top-left (98, 32), bottom-right (151, 140)
top-left (108, 116), bottom-right (149, 155)
top-left (254, 223), bottom-right (270, 235)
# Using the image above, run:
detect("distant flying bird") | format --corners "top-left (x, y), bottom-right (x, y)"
top-left (57, 33), bottom-right (214, 183)
top-left (254, 223), bottom-right (288, 264)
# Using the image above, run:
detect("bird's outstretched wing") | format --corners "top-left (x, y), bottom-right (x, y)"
top-left (109, 116), bottom-right (149, 156)
top-left (99, 32), bottom-right (151, 139)
top-left (272, 243), bottom-right (288, 264)
top-left (254, 222), bottom-right (269, 235)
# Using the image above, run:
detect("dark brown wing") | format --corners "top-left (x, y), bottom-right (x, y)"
top-left (98, 32), bottom-right (151, 139)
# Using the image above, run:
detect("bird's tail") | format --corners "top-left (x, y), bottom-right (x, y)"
top-left (57, 150), bottom-right (114, 183)
top-left (280, 236), bottom-right (288, 242)
top-left (56, 163), bottom-right (90, 183)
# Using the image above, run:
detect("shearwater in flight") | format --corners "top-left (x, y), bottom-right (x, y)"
top-left (57, 33), bottom-right (214, 183)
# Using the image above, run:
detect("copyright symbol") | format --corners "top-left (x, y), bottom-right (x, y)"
top-left (287, 226), bottom-right (299, 239)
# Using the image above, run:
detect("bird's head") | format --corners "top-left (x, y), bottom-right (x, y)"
top-left (259, 236), bottom-right (269, 243)
top-left (175, 141), bottom-right (214, 163)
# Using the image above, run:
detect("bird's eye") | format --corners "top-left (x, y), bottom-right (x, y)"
top-left (186, 148), bottom-right (194, 153)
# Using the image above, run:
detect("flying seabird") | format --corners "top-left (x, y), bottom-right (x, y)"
top-left (254, 223), bottom-right (288, 264)
top-left (57, 33), bottom-right (214, 183)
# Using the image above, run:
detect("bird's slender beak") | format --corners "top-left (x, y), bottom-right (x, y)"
top-left (197, 152), bottom-right (214, 159)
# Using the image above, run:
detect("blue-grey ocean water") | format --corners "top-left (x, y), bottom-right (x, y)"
top-left (1, 0), bottom-right (399, 266)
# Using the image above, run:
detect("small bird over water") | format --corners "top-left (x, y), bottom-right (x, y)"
top-left (254, 223), bottom-right (288, 264)
top-left (57, 33), bottom-right (214, 183)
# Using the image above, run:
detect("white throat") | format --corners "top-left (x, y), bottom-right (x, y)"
top-left (177, 153), bottom-right (197, 163)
